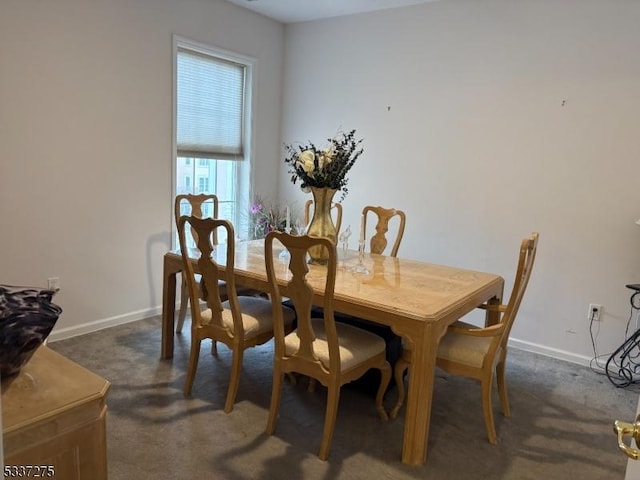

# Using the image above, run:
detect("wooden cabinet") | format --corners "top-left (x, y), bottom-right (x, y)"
top-left (2, 346), bottom-right (110, 479)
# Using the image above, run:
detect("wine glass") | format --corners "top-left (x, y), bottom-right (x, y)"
top-left (338, 225), bottom-right (352, 260)
top-left (293, 217), bottom-right (306, 236)
top-left (349, 239), bottom-right (370, 274)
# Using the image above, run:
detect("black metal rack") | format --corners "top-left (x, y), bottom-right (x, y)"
top-left (605, 284), bottom-right (640, 387)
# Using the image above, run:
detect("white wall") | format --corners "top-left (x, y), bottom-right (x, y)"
top-left (0, 0), bottom-right (284, 337)
top-left (280, 0), bottom-right (640, 363)
top-left (2, 0), bottom-right (639, 365)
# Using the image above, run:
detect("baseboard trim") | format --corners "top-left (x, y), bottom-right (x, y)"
top-left (508, 337), bottom-right (592, 367)
top-left (47, 306), bottom-right (162, 343)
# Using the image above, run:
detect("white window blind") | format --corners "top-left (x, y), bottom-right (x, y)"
top-left (176, 47), bottom-right (245, 160)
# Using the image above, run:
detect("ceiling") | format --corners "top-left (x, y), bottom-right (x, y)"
top-left (224, 0), bottom-right (440, 24)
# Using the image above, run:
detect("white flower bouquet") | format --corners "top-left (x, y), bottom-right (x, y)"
top-left (283, 129), bottom-right (363, 200)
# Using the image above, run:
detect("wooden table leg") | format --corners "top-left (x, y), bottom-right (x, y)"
top-left (401, 321), bottom-right (448, 466)
top-left (161, 255), bottom-right (178, 359)
top-left (485, 291), bottom-right (504, 327)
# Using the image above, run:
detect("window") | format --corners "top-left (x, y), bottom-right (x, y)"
top-left (197, 176), bottom-right (209, 193)
top-left (173, 36), bottom-right (254, 245)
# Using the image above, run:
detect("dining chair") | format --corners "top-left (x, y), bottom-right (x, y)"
top-left (329, 205), bottom-right (407, 395)
top-left (177, 215), bottom-right (295, 413)
top-left (264, 231), bottom-right (391, 460)
top-left (390, 232), bottom-right (539, 445)
top-left (174, 194), bottom-right (219, 334)
top-left (174, 194), bottom-right (261, 337)
top-left (362, 205), bottom-right (406, 257)
top-left (303, 199), bottom-right (343, 235)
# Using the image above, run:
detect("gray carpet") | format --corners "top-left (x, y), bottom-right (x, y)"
top-left (49, 316), bottom-right (638, 480)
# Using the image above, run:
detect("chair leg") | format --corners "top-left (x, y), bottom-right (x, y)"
top-left (176, 276), bottom-right (189, 334)
top-left (375, 361), bottom-right (391, 421)
top-left (318, 384), bottom-right (341, 461)
top-left (481, 376), bottom-right (498, 444)
top-left (184, 337), bottom-right (202, 396)
top-left (496, 358), bottom-right (511, 417)
top-left (390, 356), bottom-right (410, 419)
top-left (308, 377), bottom-right (317, 392)
top-left (224, 347), bottom-right (244, 413)
top-left (266, 368), bottom-right (284, 435)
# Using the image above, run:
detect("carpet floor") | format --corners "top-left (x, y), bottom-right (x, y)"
top-left (49, 316), bottom-right (639, 480)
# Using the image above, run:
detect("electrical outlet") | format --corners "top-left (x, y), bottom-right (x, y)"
top-left (47, 277), bottom-right (60, 292)
top-left (588, 303), bottom-right (602, 322)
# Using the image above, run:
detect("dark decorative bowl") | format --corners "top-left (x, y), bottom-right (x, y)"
top-left (0, 284), bottom-right (62, 378)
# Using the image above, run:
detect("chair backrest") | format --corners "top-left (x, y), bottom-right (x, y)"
top-left (303, 199), bottom-right (343, 235)
top-left (174, 194), bottom-right (220, 245)
top-left (362, 205), bottom-right (406, 257)
top-left (265, 232), bottom-right (340, 377)
top-left (499, 232), bottom-right (539, 347)
top-left (177, 215), bottom-right (243, 334)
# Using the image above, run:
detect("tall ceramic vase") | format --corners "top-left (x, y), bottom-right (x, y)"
top-left (306, 187), bottom-right (338, 265)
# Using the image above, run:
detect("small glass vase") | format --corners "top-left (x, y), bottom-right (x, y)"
top-left (306, 186), bottom-right (338, 265)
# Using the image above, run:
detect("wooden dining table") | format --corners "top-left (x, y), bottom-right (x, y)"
top-left (161, 240), bottom-right (504, 466)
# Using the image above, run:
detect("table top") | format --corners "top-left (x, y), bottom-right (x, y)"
top-left (166, 240), bottom-right (503, 328)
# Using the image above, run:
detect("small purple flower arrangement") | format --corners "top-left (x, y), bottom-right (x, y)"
top-left (250, 197), bottom-right (289, 239)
